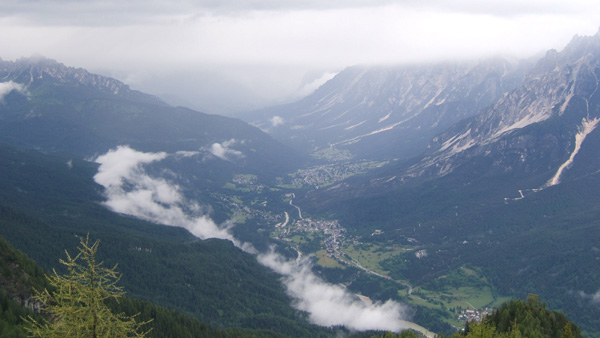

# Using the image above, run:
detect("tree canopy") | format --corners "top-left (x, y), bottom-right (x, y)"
top-left (448, 295), bottom-right (582, 338)
top-left (25, 235), bottom-right (150, 338)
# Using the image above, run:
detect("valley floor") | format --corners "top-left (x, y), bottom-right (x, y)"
top-left (221, 160), bottom-right (510, 333)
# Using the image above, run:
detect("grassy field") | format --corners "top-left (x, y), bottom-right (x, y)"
top-left (403, 266), bottom-right (511, 327)
top-left (236, 173), bottom-right (257, 181)
top-left (233, 215), bottom-right (247, 224)
top-left (223, 182), bottom-right (237, 190)
top-left (410, 285), bottom-right (508, 310)
top-left (341, 242), bottom-right (409, 276)
top-left (290, 233), bottom-right (312, 245)
top-left (275, 224), bottom-right (509, 329)
top-left (315, 250), bottom-right (345, 268)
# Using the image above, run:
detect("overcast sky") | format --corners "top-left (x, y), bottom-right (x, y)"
top-left (1, 0), bottom-right (599, 114)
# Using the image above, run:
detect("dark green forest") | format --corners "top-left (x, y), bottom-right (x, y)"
top-left (447, 295), bottom-right (582, 338)
top-left (0, 144), bottom-right (334, 337)
top-left (0, 234), bottom-right (311, 338)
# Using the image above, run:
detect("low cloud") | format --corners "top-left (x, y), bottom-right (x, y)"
top-left (208, 139), bottom-right (244, 161)
top-left (270, 116), bottom-right (285, 127)
top-left (295, 71), bottom-right (337, 98)
top-left (93, 145), bottom-right (409, 332)
top-left (594, 292), bottom-right (600, 304)
top-left (0, 81), bottom-right (28, 101)
top-left (175, 150), bottom-right (200, 158)
top-left (2, 1), bottom-right (597, 116)
top-left (578, 289), bottom-right (600, 305)
top-left (93, 145), bottom-right (254, 252)
top-left (1, 0), bottom-right (591, 24)
top-left (258, 250), bottom-right (409, 331)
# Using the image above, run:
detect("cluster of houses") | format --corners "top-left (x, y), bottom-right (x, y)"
top-left (458, 308), bottom-right (491, 322)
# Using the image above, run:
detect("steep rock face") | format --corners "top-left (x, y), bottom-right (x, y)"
top-left (247, 57), bottom-right (531, 160)
top-left (402, 29), bottom-right (600, 189)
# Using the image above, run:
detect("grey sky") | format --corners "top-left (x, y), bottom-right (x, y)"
top-left (1, 0), bottom-right (599, 113)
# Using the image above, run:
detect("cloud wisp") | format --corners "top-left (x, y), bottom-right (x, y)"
top-left (93, 145), bottom-right (254, 252)
top-left (578, 289), bottom-right (600, 305)
top-left (258, 249), bottom-right (410, 332)
top-left (93, 145), bottom-right (410, 332)
top-left (206, 139), bottom-right (244, 161)
top-left (270, 116), bottom-right (284, 127)
top-left (0, 81), bottom-right (28, 101)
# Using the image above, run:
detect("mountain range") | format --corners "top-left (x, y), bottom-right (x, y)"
top-left (244, 57), bottom-right (532, 161)
top-left (1, 29), bottom-right (600, 337)
top-left (293, 30), bottom-right (600, 336)
top-left (0, 56), bottom-right (301, 180)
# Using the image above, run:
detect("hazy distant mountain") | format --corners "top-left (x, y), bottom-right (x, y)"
top-left (245, 57), bottom-right (533, 160)
top-left (306, 30), bottom-right (600, 197)
top-left (0, 56), bottom-right (300, 178)
top-left (0, 55), bottom-right (166, 105)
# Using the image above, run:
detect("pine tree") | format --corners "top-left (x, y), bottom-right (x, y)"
top-left (25, 235), bottom-right (151, 338)
top-left (562, 322), bottom-right (575, 338)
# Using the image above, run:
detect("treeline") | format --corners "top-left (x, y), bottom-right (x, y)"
top-left (445, 295), bottom-right (582, 338)
top-left (369, 295), bottom-right (582, 338)
top-left (0, 232), bottom-right (430, 338)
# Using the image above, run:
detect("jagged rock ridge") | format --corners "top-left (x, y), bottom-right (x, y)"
top-left (246, 57), bottom-right (532, 160)
top-left (0, 56), bottom-right (165, 105)
top-left (0, 56), bottom-right (301, 178)
top-left (405, 29), bottom-right (600, 187)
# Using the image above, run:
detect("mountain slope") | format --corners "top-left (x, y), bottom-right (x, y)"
top-left (245, 58), bottom-right (531, 160)
top-left (0, 143), bottom-right (332, 337)
top-left (0, 233), bottom-right (308, 338)
top-left (313, 30), bottom-right (600, 200)
top-left (295, 30), bottom-right (600, 337)
top-left (0, 56), bottom-right (301, 179)
top-left (402, 30), bottom-right (600, 187)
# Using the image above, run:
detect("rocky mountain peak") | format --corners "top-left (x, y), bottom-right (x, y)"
top-left (0, 55), bottom-right (165, 106)
top-left (247, 56), bottom-right (531, 161)
top-left (405, 30), bottom-right (600, 185)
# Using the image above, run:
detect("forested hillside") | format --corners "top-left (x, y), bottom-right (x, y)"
top-left (450, 295), bottom-right (582, 338)
top-left (0, 143), bottom-right (333, 337)
top-left (0, 234), bottom-right (315, 337)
